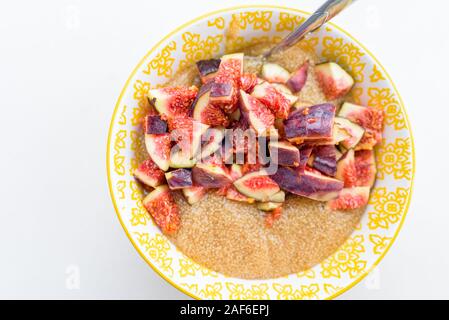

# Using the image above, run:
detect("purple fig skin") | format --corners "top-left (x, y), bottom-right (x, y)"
top-left (284, 103), bottom-right (336, 141)
top-left (192, 164), bottom-right (232, 188)
top-left (287, 61), bottom-right (309, 93)
top-left (166, 169), bottom-right (193, 190)
top-left (269, 142), bottom-right (300, 167)
top-left (312, 145), bottom-right (337, 177)
top-left (298, 146), bottom-right (313, 172)
top-left (196, 59), bottom-right (221, 77)
top-left (144, 115), bottom-right (167, 134)
top-left (210, 82), bottom-right (233, 98)
top-left (271, 167), bottom-right (343, 201)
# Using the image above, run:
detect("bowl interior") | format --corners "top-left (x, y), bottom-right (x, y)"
top-left (107, 6), bottom-right (414, 300)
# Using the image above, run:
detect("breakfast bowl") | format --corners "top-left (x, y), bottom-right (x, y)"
top-left (107, 5), bottom-right (414, 300)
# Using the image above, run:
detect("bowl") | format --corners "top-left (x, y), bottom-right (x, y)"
top-left (107, 5), bottom-right (415, 300)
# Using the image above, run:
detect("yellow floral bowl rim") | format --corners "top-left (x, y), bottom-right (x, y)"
top-left (106, 5), bottom-right (415, 300)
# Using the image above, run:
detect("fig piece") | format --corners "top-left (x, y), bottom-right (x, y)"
top-left (240, 73), bottom-right (258, 93)
top-left (144, 133), bottom-right (171, 171)
top-left (165, 169), bottom-right (193, 190)
top-left (182, 186), bottom-right (206, 205)
top-left (271, 83), bottom-right (293, 95)
top-left (333, 117), bottom-right (365, 149)
top-left (213, 53), bottom-right (244, 113)
top-left (268, 190), bottom-right (286, 203)
top-left (169, 150), bottom-right (197, 169)
top-left (200, 127), bottom-right (225, 160)
top-left (147, 86), bottom-right (198, 119)
top-left (257, 202), bottom-right (283, 212)
top-left (239, 90), bottom-right (275, 136)
top-left (284, 104), bottom-right (336, 143)
top-left (315, 62), bottom-right (354, 100)
top-left (261, 63), bottom-right (290, 84)
top-left (192, 163), bottom-right (232, 188)
top-left (143, 185), bottom-right (180, 235)
top-left (298, 146), bottom-right (314, 172)
top-left (271, 167), bottom-right (343, 201)
top-left (191, 84), bottom-right (229, 127)
top-left (355, 150), bottom-right (377, 188)
top-left (225, 186), bottom-right (255, 204)
top-left (268, 140), bottom-right (300, 167)
top-left (233, 170), bottom-right (280, 202)
top-left (311, 145), bottom-right (337, 177)
top-left (251, 82), bottom-right (297, 119)
top-left (196, 58), bottom-right (221, 83)
top-left (169, 117), bottom-right (209, 159)
top-left (328, 187), bottom-right (370, 210)
top-left (336, 149), bottom-right (358, 187)
top-left (287, 61), bottom-right (309, 93)
top-left (339, 102), bottom-right (384, 150)
top-left (133, 158), bottom-right (165, 188)
top-left (143, 115), bottom-right (167, 134)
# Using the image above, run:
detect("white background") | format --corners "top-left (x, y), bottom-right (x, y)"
top-left (0, 0), bottom-right (448, 300)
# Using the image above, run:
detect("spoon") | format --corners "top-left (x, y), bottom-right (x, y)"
top-left (264, 0), bottom-right (357, 59)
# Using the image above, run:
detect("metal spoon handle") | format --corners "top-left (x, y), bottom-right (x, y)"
top-left (265, 0), bottom-right (357, 58)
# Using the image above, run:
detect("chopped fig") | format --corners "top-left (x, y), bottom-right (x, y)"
top-left (233, 170), bottom-right (280, 202)
top-left (133, 158), bottom-right (165, 188)
top-left (169, 117), bottom-right (209, 158)
top-left (226, 186), bottom-right (255, 203)
top-left (239, 90), bottom-right (275, 136)
top-left (191, 85), bottom-right (229, 127)
top-left (339, 102), bottom-right (384, 150)
top-left (147, 86), bottom-right (198, 119)
top-left (271, 83), bottom-right (293, 95)
top-left (165, 169), bottom-right (193, 190)
top-left (200, 127), bottom-right (225, 159)
top-left (143, 115), bottom-right (167, 134)
top-left (336, 149), bottom-right (358, 187)
top-left (192, 163), bottom-right (232, 188)
top-left (209, 82), bottom-right (235, 104)
top-left (269, 140), bottom-right (300, 167)
top-left (311, 145), bottom-right (337, 177)
top-left (268, 190), bottom-right (286, 203)
top-left (315, 62), bottom-right (354, 100)
top-left (271, 167), bottom-right (343, 201)
top-left (251, 82), bottom-right (297, 119)
top-left (328, 187), bottom-right (370, 210)
top-left (240, 73), bottom-right (258, 93)
top-left (196, 59), bottom-right (221, 83)
top-left (333, 116), bottom-right (365, 149)
top-left (182, 186), bottom-right (206, 205)
top-left (229, 164), bottom-right (243, 180)
top-left (144, 133), bottom-right (171, 171)
top-left (355, 150), bottom-right (377, 188)
top-left (284, 104), bottom-right (336, 142)
top-left (213, 53), bottom-right (244, 113)
top-left (298, 146), bottom-right (314, 172)
top-left (287, 61), bottom-right (309, 93)
top-left (143, 185), bottom-right (180, 234)
top-left (258, 202), bottom-right (283, 212)
top-left (261, 63), bottom-right (290, 84)
top-left (169, 150), bottom-right (197, 168)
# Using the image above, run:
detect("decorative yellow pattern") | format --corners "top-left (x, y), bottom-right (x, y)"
top-left (179, 32), bottom-right (223, 69)
top-left (207, 17), bottom-right (225, 29)
top-left (226, 283), bottom-right (270, 300)
top-left (370, 64), bottom-right (386, 82)
top-left (321, 235), bottom-right (366, 279)
top-left (143, 41), bottom-right (176, 78)
top-left (296, 269), bottom-right (316, 278)
top-left (107, 7), bottom-right (414, 301)
top-left (376, 138), bottom-right (412, 180)
top-left (273, 284), bottom-right (320, 300)
top-left (135, 233), bottom-right (174, 276)
top-left (130, 200), bottom-right (151, 226)
top-left (230, 11), bottom-right (273, 31)
top-left (368, 87), bottom-right (405, 130)
top-left (133, 80), bottom-right (150, 101)
top-left (179, 258), bottom-right (218, 278)
top-left (322, 36), bottom-right (366, 83)
top-left (113, 130), bottom-right (126, 176)
top-left (368, 187), bottom-right (408, 230)
top-left (276, 12), bottom-right (305, 31)
top-left (369, 235), bottom-right (392, 254)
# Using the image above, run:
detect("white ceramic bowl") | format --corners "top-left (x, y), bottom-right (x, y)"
top-left (107, 5), bottom-right (415, 300)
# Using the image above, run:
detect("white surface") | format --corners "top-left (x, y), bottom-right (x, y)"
top-left (0, 0), bottom-right (447, 300)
